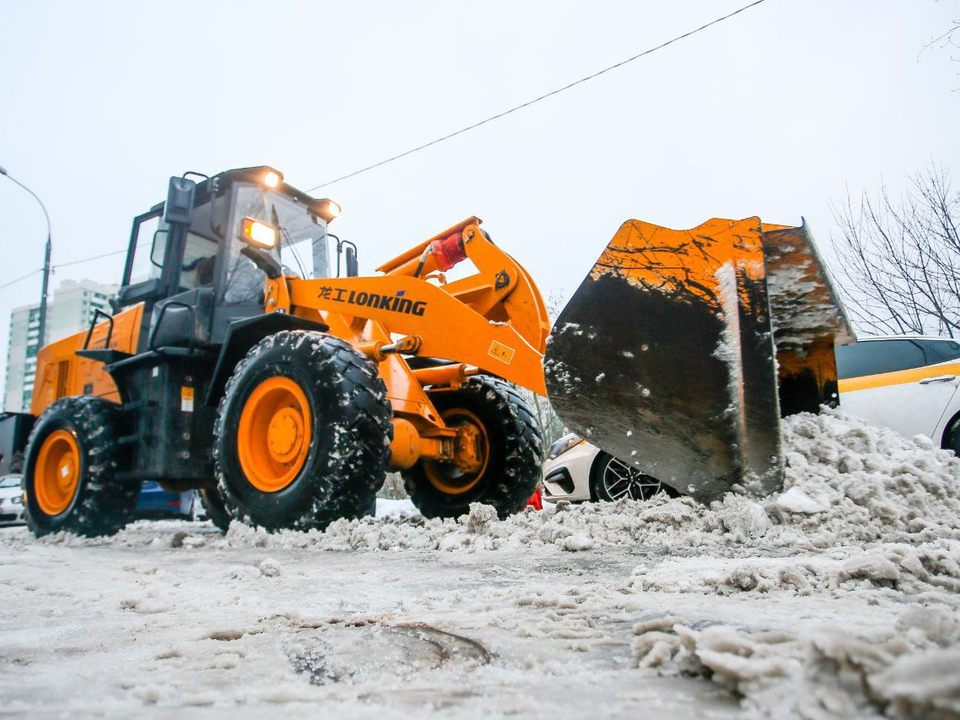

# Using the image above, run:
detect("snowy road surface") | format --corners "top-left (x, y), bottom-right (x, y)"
top-left (1, 518), bottom-right (748, 719)
top-left (2, 411), bottom-right (960, 718)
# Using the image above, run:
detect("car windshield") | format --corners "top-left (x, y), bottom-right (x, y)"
top-left (0, 475), bottom-right (21, 488)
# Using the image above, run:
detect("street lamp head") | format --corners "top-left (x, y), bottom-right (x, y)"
top-left (0, 165), bottom-right (7, 176)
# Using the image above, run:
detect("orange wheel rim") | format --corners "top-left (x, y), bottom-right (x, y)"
top-left (237, 376), bottom-right (312, 493)
top-left (34, 429), bottom-right (81, 516)
top-left (424, 408), bottom-right (490, 495)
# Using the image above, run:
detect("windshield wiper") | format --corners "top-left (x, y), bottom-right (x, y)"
top-left (272, 204), bottom-right (307, 278)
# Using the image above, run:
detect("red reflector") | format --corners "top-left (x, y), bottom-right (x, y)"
top-left (430, 232), bottom-right (467, 272)
top-left (166, 500), bottom-right (180, 507)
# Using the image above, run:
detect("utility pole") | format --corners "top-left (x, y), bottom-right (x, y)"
top-left (0, 165), bottom-right (53, 347)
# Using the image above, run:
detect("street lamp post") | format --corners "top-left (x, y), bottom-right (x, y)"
top-left (0, 166), bottom-right (53, 349)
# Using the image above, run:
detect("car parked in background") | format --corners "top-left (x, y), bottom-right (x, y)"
top-left (544, 336), bottom-right (960, 504)
top-left (0, 474), bottom-right (24, 526)
top-left (136, 482), bottom-right (199, 520)
top-left (836, 336), bottom-right (960, 452)
top-left (541, 434), bottom-right (675, 504)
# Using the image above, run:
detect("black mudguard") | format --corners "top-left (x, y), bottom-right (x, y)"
top-left (205, 313), bottom-right (330, 406)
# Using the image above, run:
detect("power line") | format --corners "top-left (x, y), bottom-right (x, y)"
top-left (0, 247), bottom-right (131, 292)
top-left (0, 269), bottom-right (42, 291)
top-left (55, 247), bottom-right (128, 269)
top-left (0, 0), bottom-right (770, 294)
top-left (305, 0), bottom-right (770, 192)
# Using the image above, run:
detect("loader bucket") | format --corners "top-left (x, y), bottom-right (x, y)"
top-left (545, 218), bottom-right (853, 501)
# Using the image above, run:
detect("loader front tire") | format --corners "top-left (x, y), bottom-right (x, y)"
top-left (214, 331), bottom-right (392, 532)
top-left (23, 397), bottom-right (138, 537)
top-left (402, 376), bottom-right (543, 519)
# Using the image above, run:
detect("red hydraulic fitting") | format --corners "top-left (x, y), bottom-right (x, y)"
top-left (430, 232), bottom-right (467, 271)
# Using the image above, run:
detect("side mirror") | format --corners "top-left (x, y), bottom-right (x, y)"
top-left (345, 245), bottom-right (359, 277)
top-left (164, 176), bottom-right (196, 226)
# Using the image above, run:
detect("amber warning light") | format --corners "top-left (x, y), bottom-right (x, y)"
top-left (240, 217), bottom-right (279, 249)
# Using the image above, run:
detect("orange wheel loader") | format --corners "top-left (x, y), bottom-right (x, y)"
top-left (2, 167), bottom-right (549, 536)
top-left (0, 166), bottom-right (853, 538)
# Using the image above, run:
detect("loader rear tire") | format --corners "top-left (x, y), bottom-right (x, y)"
top-left (402, 376), bottom-right (543, 519)
top-left (23, 397), bottom-right (138, 537)
top-left (214, 331), bottom-right (392, 532)
top-left (199, 488), bottom-right (232, 533)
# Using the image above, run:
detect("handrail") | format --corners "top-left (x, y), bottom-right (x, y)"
top-left (82, 309), bottom-right (115, 350)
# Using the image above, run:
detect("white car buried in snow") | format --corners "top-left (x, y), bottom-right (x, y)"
top-left (0, 474), bottom-right (24, 526)
top-left (541, 435), bottom-right (677, 503)
top-left (543, 335), bottom-right (960, 504)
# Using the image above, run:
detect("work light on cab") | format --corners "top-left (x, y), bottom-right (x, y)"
top-left (240, 217), bottom-right (278, 249)
top-left (262, 169), bottom-right (283, 188)
top-left (314, 198), bottom-right (341, 223)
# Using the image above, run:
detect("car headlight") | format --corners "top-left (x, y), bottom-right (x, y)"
top-left (546, 433), bottom-right (584, 461)
top-left (12, 495), bottom-right (23, 505)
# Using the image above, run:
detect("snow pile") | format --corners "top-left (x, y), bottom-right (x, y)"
top-left (211, 408), bottom-right (960, 559)
top-left (774, 409), bottom-right (960, 547)
top-left (17, 409), bottom-right (960, 565)
top-left (634, 537), bottom-right (960, 597)
top-left (617, 410), bottom-right (960, 719)
top-left (633, 610), bottom-right (960, 718)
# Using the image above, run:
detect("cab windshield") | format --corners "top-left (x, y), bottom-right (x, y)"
top-left (221, 183), bottom-right (331, 305)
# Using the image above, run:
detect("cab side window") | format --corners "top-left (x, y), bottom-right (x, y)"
top-left (128, 213), bottom-right (162, 285)
top-left (835, 340), bottom-right (927, 379)
top-left (180, 231), bottom-right (218, 290)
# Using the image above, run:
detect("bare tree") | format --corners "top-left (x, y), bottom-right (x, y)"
top-left (831, 166), bottom-right (960, 337)
top-left (922, 9), bottom-right (960, 88)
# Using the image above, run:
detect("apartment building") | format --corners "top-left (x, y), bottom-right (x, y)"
top-left (3, 279), bottom-right (117, 412)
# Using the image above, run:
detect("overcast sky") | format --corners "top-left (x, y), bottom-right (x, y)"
top-left (1, 0), bottom-right (958, 386)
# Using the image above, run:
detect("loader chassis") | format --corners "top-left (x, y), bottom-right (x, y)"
top-left (14, 167), bottom-right (548, 536)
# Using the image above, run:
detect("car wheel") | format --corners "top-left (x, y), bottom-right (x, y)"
top-left (589, 452), bottom-right (669, 502)
top-left (945, 416), bottom-right (960, 456)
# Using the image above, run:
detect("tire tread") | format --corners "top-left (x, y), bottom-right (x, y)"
top-left (24, 396), bottom-right (138, 537)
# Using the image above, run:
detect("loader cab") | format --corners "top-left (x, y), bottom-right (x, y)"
top-left (117, 166), bottom-right (340, 350)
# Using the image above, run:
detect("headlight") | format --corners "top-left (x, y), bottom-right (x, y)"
top-left (11, 495), bottom-right (22, 505)
top-left (546, 433), bottom-right (584, 461)
top-left (240, 217), bottom-right (279, 249)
